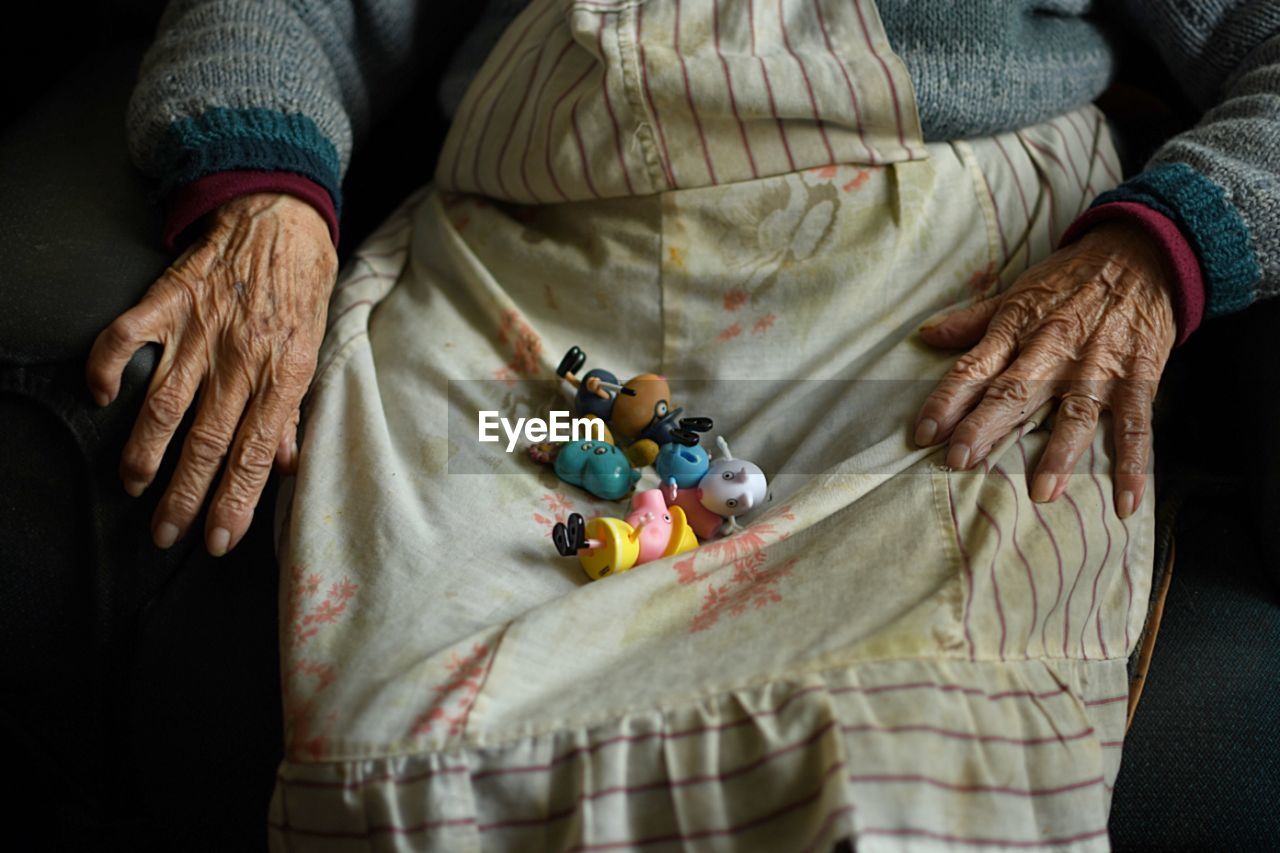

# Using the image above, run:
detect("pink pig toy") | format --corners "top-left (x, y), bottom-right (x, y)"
top-left (552, 488), bottom-right (700, 580)
top-left (626, 489), bottom-right (677, 564)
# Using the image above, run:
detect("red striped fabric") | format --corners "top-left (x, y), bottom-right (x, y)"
top-left (435, 0), bottom-right (925, 203)
top-left (948, 431), bottom-right (1138, 664)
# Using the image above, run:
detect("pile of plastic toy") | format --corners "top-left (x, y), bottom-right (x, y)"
top-left (529, 346), bottom-right (768, 580)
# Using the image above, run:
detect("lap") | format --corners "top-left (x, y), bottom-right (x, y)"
top-left (271, 107), bottom-right (1149, 850)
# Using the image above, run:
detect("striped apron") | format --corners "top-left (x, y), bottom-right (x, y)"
top-left (435, 0), bottom-right (925, 202)
top-left (271, 1), bottom-right (1146, 850)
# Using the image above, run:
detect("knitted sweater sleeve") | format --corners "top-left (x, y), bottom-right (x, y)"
top-left (1095, 1), bottom-right (1280, 323)
top-left (126, 0), bottom-right (423, 246)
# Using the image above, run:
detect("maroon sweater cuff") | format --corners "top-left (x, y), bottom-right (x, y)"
top-left (163, 170), bottom-right (340, 254)
top-left (1059, 201), bottom-right (1205, 346)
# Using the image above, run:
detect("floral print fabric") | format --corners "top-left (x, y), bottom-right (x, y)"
top-left (270, 2), bottom-right (1145, 849)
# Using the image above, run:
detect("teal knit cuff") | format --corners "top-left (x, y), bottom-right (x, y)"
top-left (155, 107), bottom-right (343, 216)
top-left (1091, 162), bottom-right (1258, 318)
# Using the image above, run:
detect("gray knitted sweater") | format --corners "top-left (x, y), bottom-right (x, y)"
top-left (127, 0), bottom-right (1280, 331)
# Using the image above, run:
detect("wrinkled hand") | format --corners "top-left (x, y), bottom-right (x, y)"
top-left (914, 220), bottom-right (1177, 518)
top-left (87, 193), bottom-right (337, 555)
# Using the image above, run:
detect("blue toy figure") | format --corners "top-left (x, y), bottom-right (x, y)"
top-left (655, 441), bottom-right (710, 489)
top-left (556, 346), bottom-right (632, 422)
top-left (553, 440), bottom-right (641, 501)
top-left (573, 368), bottom-right (621, 421)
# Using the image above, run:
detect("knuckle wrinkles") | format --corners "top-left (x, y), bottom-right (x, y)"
top-left (1038, 315), bottom-right (1083, 346)
top-left (186, 424), bottom-right (231, 467)
top-left (1117, 412), bottom-right (1149, 439)
top-left (219, 490), bottom-right (252, 517)
top-left (927, 386), bottom-right (961, 408)
top-left (236, 438), bottom-right (275, 477)
top-left (993, 302), bottom-right (1028, 331)
top-left (165, 489), bottom-right (203, 520)
top-left (146, 388), bottom-right (186, 428)
top-left (1128, 351), bottom-right (1161, 373)
top-left (1132, 379), bottom-right (1158, 401)
top-left (951, 353), bottom-right (989, 380)
top-left (282, 347), bottom-right (319, 381)
top-left (271, 359), bottom-right (313, 392)
top-left (986, 317), bottom-right (1021, 346)
top-left (1058, 396), bottom-right (1098, 423)
top-left (986, 374), bottom-right (1031, 405)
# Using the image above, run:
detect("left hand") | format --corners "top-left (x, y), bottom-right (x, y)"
top-left (86, 193), bottom-right (337, 555)
top-left (913, 220), bottom-right (1178, 518)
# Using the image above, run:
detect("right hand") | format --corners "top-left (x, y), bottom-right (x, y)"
top-left (912, 220), bottom-right (1176, 518)
top-left (86, 193), bottom-right (338, 556)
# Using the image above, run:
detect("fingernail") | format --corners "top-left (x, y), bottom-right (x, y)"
top-left (155, 522), bottom-right (179, 549)
top-left (1117, 490), bottom-right (1136, 518)
top-left (93, 391), bottom-right (110, 407)
top-left (124, 480), bottom-right (147, 497)
top-left (946, 442), bottom-right (971, 470)
top-left (208, 527), bottom-right (231, 557)
top-left (1031, 474), bottom-right (1058, 503)
top-left (914, 418), bottom-right (938, 446)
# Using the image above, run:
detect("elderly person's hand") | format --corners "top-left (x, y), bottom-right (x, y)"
top-left (913, 220), bottom-right (1177, 519)
top-left (86, 193), bottom-right (337, 555)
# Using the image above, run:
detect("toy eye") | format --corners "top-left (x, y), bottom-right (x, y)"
top-left (722, 471), bottom-right (734, 480)
top-left (655, 401), bottom-right (669, 417)
top-left (580, 442), bottom-right (592, 451)
top-left (663, 514), bottom-right (671, 522)
top-left (594, 446), bottom-right (609, 455)
top-left (726, 499), bottom-right (738, 508)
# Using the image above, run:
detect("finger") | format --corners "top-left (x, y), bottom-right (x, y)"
top-left (275, 407), bottom-right (302, 475)
top-left (914, 322), bottom-right (1019, 447)
top-left (117, 335), bottom-right (204, 497)
top-left (1031, 392), bottom-right (1103, 503)
top-left (207, 377), bottom-right (305, 556)
top-left (151, 374), bottom-right (252, 550)
top-left (918, 293), bottom-right (1005, 350)
top-left (1110, 379), bottom-right (1155, 518)
top-left (943, 344), bottom-right (1061, 469)
top-left (86, 298), bottom-right (166, 407)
